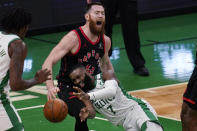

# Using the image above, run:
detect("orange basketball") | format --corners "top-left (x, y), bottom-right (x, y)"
top-left (43, 98), bottom-right (68, 123)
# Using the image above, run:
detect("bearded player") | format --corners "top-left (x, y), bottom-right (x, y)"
top-left (42, 2), bottom-right (114, 131)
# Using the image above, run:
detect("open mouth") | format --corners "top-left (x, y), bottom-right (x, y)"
top-left (96, 21), bottom-right (102, 25)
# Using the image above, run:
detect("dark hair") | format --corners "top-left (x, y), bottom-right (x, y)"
top-left (1, 7), bottom-right (32, 33)
top-left (85, 2), bottom-right (104, 13)
top-left (67, 64), bottom-right (85, 75)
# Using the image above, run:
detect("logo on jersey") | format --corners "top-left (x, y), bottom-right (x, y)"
top-left (0, 49), bottom-right (6, 57)
top-left (78, 50), bottom-right (100, 75)
top-left (92, 97), bottom-right (116, 115)
top-left (98, 42), bottom-right (103, 49)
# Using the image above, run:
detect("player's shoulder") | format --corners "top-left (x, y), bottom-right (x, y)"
top-left (10, 39), bottom-right (25, 47)
top-left (64, 30), bottom-right (79, 41)
top-left (59, 30), bottom-right (79, 46)
top-left (103, 34), bottom-right (111, 43)
top-left (9, 39), bottom-right (27, 52)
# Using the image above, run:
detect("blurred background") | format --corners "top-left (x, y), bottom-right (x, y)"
top-left (1, 0), bottom-right (197, 35)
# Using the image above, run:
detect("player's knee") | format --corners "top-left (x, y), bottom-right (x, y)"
top-left (145, 121), bottom-right (163, 131)
top-left (180, 102), bottom-right (194, 123)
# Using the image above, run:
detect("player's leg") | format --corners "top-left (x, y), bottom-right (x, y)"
top-left (58, 87), bottom-right (89, 131)
top-left (0, 101), bottom-right (24, 131)
top-left (100, 0), bottom-right (118, 56)
top-left (119, 0), bottom-right (148, 75)
top-left (181, 102), bottom-right (197, 131)
top-left (181, 67), bottom-right (197, 131)
top-left (140, 100), bottom-right (163, 131)
top-left (145, 121), bottom-right (163, 131)
top-left (123, 99), bottom-right (162, 131)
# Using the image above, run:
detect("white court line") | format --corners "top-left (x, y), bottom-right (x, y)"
top-left (128, 82), bottom-right (187, 122)
top-left (16, 105), bottom-right (108, 121)
top-left (16, 104), bottom-right (180, 122)
top-left (128, 82), bottom-right (187, 93)
top-left (94, 117), bottom-right (108, 121)
top-left (157, 115), bottom-right (181, 122)
top-left (17, 105), bottom-right (44, 111)
top-left (16, 82), bottom-right (186, 122)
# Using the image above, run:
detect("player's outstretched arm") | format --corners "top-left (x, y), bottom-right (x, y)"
top-left (42, 31), bottom-right (79, 100)
top-left (73, 87), bottom-right (96, 120)
top-left (9, 40), bottom-right (51, 91)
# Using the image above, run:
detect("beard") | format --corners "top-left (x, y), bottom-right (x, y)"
top-left (89, 15), bottom-right (105, 35)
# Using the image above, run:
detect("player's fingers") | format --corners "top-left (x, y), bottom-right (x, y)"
top-left (54, 87), bottom-right (60, 92)
top-left (72, 92), bottom-right (80, 97)
top-left (45, 69), bottom-right (51, 75)
top-left (73, 86), bottom-right (81, 92)
top-left (80, 108), bottom-right (86, 113)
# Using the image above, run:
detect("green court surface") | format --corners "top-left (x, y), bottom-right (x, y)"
top-left (12, 12), bottom-right (197, 130)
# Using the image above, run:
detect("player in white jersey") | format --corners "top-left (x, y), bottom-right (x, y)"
top-left (0, 8), bottom-right (51, 131)
top-left (67, 64), bottom-right (163, 131)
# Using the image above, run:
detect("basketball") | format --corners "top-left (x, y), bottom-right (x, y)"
top-left (43, 98), bottom-right (68, 123)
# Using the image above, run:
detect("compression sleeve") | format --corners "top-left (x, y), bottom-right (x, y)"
top-left (88, 80), bottom-right (118, 100)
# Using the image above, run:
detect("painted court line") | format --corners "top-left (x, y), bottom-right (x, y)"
top-left (11, 95), bottom-right (39, 102)
top-left (128, 82), bottom-right (187, 122)
top-left (157, 115), bottom-right (181, 122)
top-left (17, 105), bottom-right (44, 111)
top-left (128, 82), bottom-right (187, 93)
top-left (16, 105), bottom-right (108, 121)
top-left (16, 82), bottom-right (185, 122)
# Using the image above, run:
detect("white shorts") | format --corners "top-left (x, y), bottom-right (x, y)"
top-left (122, 100), bottom-right (163, 131)
top-left (0, 100), bottom-right (24, 131)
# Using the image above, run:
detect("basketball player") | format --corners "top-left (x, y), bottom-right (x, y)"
top-left (42, 2), bottom-right (114, 131)
top-left (0, 8), bottom-right (51, 131)
top-left (68, 64), bottom-right (163, 131)
top-left (181, 52), bottom-right (197, 130)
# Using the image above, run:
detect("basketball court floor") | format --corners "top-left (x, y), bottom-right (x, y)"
top-left (11, 12), bottom-right (197, 131)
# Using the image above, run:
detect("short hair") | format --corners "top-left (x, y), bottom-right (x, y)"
top-left (85, 2), bottom-right (104, 13)
top-left (67, 64), bottom-right (85, 76)
top-left (1, 7), bottom-right (32, 33)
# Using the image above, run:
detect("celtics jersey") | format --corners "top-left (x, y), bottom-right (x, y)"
top-left (0, 31), bottom-right (20, 103)
top-left (90, 83), bottom-right (157, 126)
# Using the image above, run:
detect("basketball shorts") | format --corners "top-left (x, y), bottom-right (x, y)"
top-left (58, 74), bottom-right (104, 117)
top-left (122, 99), bottom-right (163, 131)
top-left (0, 100), bottom-right (24, 131)
top-left (183, 67), bottom-right (197, 110)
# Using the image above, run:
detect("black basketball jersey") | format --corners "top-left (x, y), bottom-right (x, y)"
top-left (58, 27), bottom-right (105, 84)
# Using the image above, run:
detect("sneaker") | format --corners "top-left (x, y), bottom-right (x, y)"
top-left (134, 67), bottom-right (150, 76)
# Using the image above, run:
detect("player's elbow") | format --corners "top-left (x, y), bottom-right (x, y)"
top-left (10, 85), bottom-right (20, 91)
top-left (10, 80), bottom-right (22, 91)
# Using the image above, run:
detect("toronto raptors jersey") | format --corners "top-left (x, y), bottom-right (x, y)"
top-left (58, 27), bottom-right (105, 88)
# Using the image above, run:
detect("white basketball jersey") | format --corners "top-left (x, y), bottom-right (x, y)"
top-left (0, 31), bottom-right (20, 103)
top-left (90, 82), bottom-right (144, 126)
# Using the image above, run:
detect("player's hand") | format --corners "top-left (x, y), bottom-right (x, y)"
top-left (87, 0), bottom-right (92, 3)
top-left (47, 87), bottom-right (60, 100)
top-left (35, 68), bottom-right (51, 84)
top-left (73, 87), bottom-right (90, 102)
top-left (79, 107), bottom-right (89, 122)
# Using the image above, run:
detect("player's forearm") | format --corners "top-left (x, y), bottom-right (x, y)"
top-left (10, 78), bottom-right (38, 91)
top-left (100, 57), bottom-right (114, 72)
top-left (42, 60), bottom-right (54, 88)
top-left (88, 80), bottom-right (118, 100)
